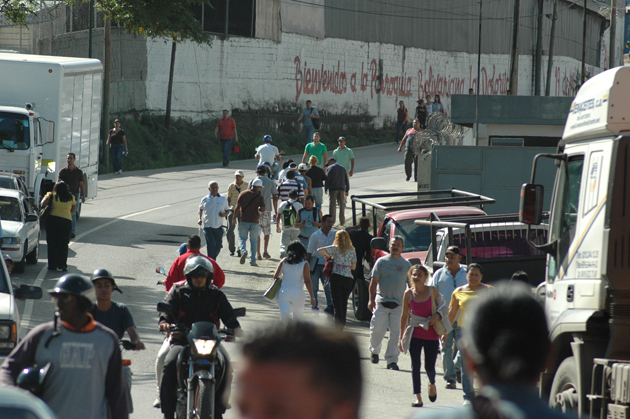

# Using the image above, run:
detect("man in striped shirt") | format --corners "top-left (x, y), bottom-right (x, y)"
top-left (277, 170), bottom-right (304, 203)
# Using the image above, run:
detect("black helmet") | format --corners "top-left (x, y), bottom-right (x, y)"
top-left (17, 363), bottom-right (51, 397)
top-left (183, 256), bottom-right (214, 286)
top-left (49, 274), bottom-right (96, 311)
top-left (91, 268), bottom-right (122, 293)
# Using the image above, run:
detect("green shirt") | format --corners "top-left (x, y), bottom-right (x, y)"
top-left (305, 142), bottom-right (328, 165)
top-left (332, 147), bottom-right (354, 172)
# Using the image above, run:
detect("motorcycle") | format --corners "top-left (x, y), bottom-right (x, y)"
top-left (158, 302), bottom-right (246, 419)
top-left (120, 339), bottom-right (136, 414)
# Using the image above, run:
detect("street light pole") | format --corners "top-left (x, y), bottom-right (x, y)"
top-left (475, 0), bottom-right (482, 145)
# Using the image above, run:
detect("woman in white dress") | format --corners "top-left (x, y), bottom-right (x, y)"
top-left (272, 241), bottom-right (316, 320)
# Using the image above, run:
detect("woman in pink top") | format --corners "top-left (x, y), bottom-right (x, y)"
top-left (398, 265), bottom-right (446, 408)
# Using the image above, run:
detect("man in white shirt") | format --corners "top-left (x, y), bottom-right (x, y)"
top-left (255, 135), bottom-right (282, 179)
top-left (198, 181), bottom-right (230, 260)
top-left (276, 190), bottom-right (303, 258)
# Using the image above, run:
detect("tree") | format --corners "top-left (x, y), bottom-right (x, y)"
top-left (97, 0), bottom-right (212, 129)
top-left (0, 0), bottom-right (39, 26)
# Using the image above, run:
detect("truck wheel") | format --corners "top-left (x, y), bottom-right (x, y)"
top-left (352, 278), bottom-right (372, 321)
top-left (549, 356), bottom-right (580, 414)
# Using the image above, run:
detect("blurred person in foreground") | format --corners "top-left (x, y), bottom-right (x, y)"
top-left (412, 282), bottom-right (567, 419)
top-left (235, 321), bottom-right (362, 419)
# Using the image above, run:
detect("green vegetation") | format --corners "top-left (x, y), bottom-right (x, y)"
top-left (101, 113), bottom-right (395, 173)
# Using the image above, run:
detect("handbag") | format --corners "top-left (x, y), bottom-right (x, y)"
top-left (310, 108), bottom-right (321, 129)
top-left (322, 258), bottom-right (334, 278)
top-left (430, 288), bottom-right (447, 336)
top-left (39, 198), bottom-right (52, 222)
top-left (264, 277), bottom-right (282, 300)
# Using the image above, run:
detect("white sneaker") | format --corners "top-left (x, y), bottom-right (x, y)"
top-left (463, 400), bottom-right (471, 406)
top-left (118, 170), bottom-right (123, 174)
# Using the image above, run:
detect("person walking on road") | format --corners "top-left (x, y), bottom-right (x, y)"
top-left (325, 158), bottom-right (350, 226)
top-left (273, 241), bottom-right (316, 321)
top-left (297, 163), bottom-right (313, 196)
top-left (429, 245), bottom-right (467, 390)
top-left (306, 155), bottom-right (326, 209)
top-left (233, 179), bottom-right (266, 266)
top-left (297, 100), bottom-right (319, 145)
top-left (398, 119), bottom-right (420, 182)
top-left (399, 265), bottom-right (451, 407)
top-left (396, 101), bottom-right (409, 144)
top-left (318, 230), bottom-right (357, 328)
top-left (58, 153), bottom-right (85, 239)
top-left (332, 137), bottom-right (355, 177)
top-left (447, 263), bottom-right (492, 403)
top-left (106, 119), bottom-right (128, 174)
top-left (198, 181), bottom-right (230, 260)
top-left (368, 236), bottom-right (412, 371)
top-left (227, 171), bottom-right (246, 257)
top-left (306, 214), bottom-right (336, 313)
top-left (302, 132), bottom-right (327, 167)
top-left (415, 99), bottom-right (428, 129)
top-left (215, 110), bottom-right (238, 167)
top-left (277, 190), bottom-right (303, 258)
top-left (40, 181), bottom-right (75, 271)
top-left (277, 170), bottom-right (304, 203)
top-left (297, 195), bottom-right (322, 248)
top-left (250, 165), bottom-right (278, 260)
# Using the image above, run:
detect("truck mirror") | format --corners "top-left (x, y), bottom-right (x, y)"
top-left (370, 237), bottom-right (387, 250)
top-left (45, 120), bottom-right (55, 144)
top-left (15, 285), bottom-right (43, 300)
top-left (519, 184), bottom-right (544, 225)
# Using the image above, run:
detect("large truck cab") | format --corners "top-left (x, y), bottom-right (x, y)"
top-left (520, 66), bottom-right (630, 416)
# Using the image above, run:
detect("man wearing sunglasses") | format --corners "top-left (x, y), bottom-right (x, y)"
top-left (0, 274), bottom-right (129, 419)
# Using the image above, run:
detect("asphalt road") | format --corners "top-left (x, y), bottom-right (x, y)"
top-left (11, 142), bottom-right (469, 419)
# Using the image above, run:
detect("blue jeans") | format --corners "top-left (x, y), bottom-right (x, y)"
top-left (203, 226), bottom-right (224, 260)
top-left (455, 325), bottom-right (475, 400)
top-left (111, 143), bottom-right (124, 172)
top-left (441, 321), bottom-right (462, 382)
top-left (238, 222), bottom-right (259, 264)
top-left (220, 139), bottom-right (232, 164)
top-left (70, 191), bottom-right (81, 234)
top-left (312, 187), bottom-right (324, 209)
top-left (303, 125), bottom-right (314, 145)
top-left (310, 263), bottom-right (333, 311)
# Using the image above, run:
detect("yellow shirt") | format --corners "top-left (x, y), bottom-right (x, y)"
top-left (46, 192), bottom-right (75, 221)
top-left (452, 284), bottom-right (492, 329)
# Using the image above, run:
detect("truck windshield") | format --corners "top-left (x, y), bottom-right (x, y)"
top-left (394, 219), bottom-right (433, 252)
top-left (0, 112), bottom-right (30, 150)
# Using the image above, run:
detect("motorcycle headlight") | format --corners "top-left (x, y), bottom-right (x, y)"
top-left (193, 339), bottom-right (216, 356)
top-left (3, 237), bottom-right (21, 245)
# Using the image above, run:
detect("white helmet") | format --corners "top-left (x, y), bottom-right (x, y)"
top-left (183, 256), bottom-right (214, 286)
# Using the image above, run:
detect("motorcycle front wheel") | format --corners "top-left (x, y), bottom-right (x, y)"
top-left (194, 377), bottom-right (214, 419)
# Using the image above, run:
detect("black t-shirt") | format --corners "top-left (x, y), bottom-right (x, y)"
top-left (416, 106), bottom-right (428, 128)
top-left (58, 166), bottom-right (83, 194)
top-left (109, 129), bottom-right (126, 145)
top-left (349, 229), bottom-right (373, 262)
top-left (306, 166), bottom-right (327, 188)
top-left (90, 301), bottom-right (135, 339)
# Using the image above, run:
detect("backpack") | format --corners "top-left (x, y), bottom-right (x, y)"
top-left (282, 202), bottom-right (298, 227)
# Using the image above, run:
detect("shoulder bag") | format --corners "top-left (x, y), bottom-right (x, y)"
top-left (39, 195), bottom-right (52, 222)
top-left (310, 108), bottom-right (321, 129)
top-left (430, 287), bottom-right (447, 336)
top-left (322, 257), bottom-right (334, 278)
top-left (264, 259), bottom-right (285, 300)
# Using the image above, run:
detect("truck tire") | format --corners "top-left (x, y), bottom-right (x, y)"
top-left (549, 356), bottom-right (580, 414)
top-left (352, 278), bottom-right (372, 321)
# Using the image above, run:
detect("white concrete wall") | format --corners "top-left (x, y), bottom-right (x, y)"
top-left (145, 32), bottom-right (604, 122)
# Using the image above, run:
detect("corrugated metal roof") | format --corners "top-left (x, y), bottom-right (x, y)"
top-left (564, 0), bottom-right (611, 18)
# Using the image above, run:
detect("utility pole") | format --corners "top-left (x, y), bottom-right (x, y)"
top-left (101, 18), bottom-right (111, 170)
top-left (534, 0), bottom-right (544, 95)
top-left (545, 0), bottom-right (558, 96)
top-left (581, 0), bottom-right (587, 85)
top-left (475, 0), bottom-right (482, 145)
top-left (88, 0), bottom-right (93, 57)
top-left (165, 41), bottom-right (177, 130)
top-left (509, 0), bottom-right (520, 95)
top-left (609, 0), bottom-right (617, 68)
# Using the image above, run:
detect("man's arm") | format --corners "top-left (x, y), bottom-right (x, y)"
top-left (126, 327), bottom-right (145, 350)
top-left (233, 126), bottom-right (238, 142)
top-left (272, 193), bottom-right (278, 215)
top-left (349, 158), bottom-right (355, 177)
top-left (79, 180), bottom-right (86, 203)
top-left (368, 277), bottom-right (379, 312)
top-left (397, 135), bottom-right (407, 153)
top-left (164, 256), bottom-right (181, 291)
top-left (208, 258), bottom-right (225, 289)
top-left (198, 209), bottom-right (204, 226)
top-left (214, 126), bottom-right (219, 140)
top-left (302, 150), bottom-right (309, 164)
top-left (0, 326), bottom-right (46, 386)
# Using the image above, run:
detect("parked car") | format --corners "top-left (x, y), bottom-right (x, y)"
top-left (0, 258), bottom-right (42, 360)
top-left (0, 189), bottom-right (39, 273)
top-left (0, 386), bottom-right (58, 419)
top-left (0, 173), bottom-right (29, 197)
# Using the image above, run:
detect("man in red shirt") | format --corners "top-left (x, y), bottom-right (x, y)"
top-left (215, 110), bottom-right (238, 167)
top-left (397, 119), bottom-right (420, 182)
top-left (164, 235), bottom-right (225, 291)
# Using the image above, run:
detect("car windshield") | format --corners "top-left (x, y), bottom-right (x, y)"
top-left (0, 197), bottom-right (21, 222)
top-left (0, 112), bottom-right (30, 150)
top-left (0, 178), bottom-right (17, 190)
top-left (394, 219), bottom-right (433, 252)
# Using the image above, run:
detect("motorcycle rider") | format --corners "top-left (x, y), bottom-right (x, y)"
top-left (0, 274), bottom-right (128, 419)
top-left (159, 256), bottom-right (241, 419)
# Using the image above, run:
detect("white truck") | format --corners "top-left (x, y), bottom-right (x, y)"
top-left (520, 66), bottom-right (630, 417)
top-left (0, 53), bottom-right (102, 208)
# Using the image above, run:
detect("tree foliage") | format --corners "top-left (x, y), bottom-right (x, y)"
top-left (97, 0), bottom-right (211, 44)
top-left (0, 0), bottom-right (39, 26)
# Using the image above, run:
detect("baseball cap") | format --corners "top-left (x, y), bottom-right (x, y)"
top-left (298, 163), bottom-right (308, 171)
top-left (256, 164), bottom-right (267, 172)
top-left (234, 170), bottom-right (244, 177)
top-left (445, 246), bottom-right (461, 256)
top-left (252, 179), bottom-right (263, 187)
top-left (337, 136), bottom-right (346, 142)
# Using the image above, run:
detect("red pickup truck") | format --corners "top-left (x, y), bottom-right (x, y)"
top-left (349, 190), bottom-right (494, 320)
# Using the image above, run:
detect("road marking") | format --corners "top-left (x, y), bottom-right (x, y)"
top-left (20, 204), bottom-right (174, 331)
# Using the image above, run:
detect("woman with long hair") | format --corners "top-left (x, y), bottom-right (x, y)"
top-left (447, 263), bottom-right (491, 404)
top-left (272, 241), bottom-right (316, 321)
top-left (317, 230), bottom-right (357, 328)
top-left (433, 94), bottom-right (446, 114)
top-left (399, 265), bottom-right (451, 407)
top-left (40, 181), bottom-right (76, 271)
